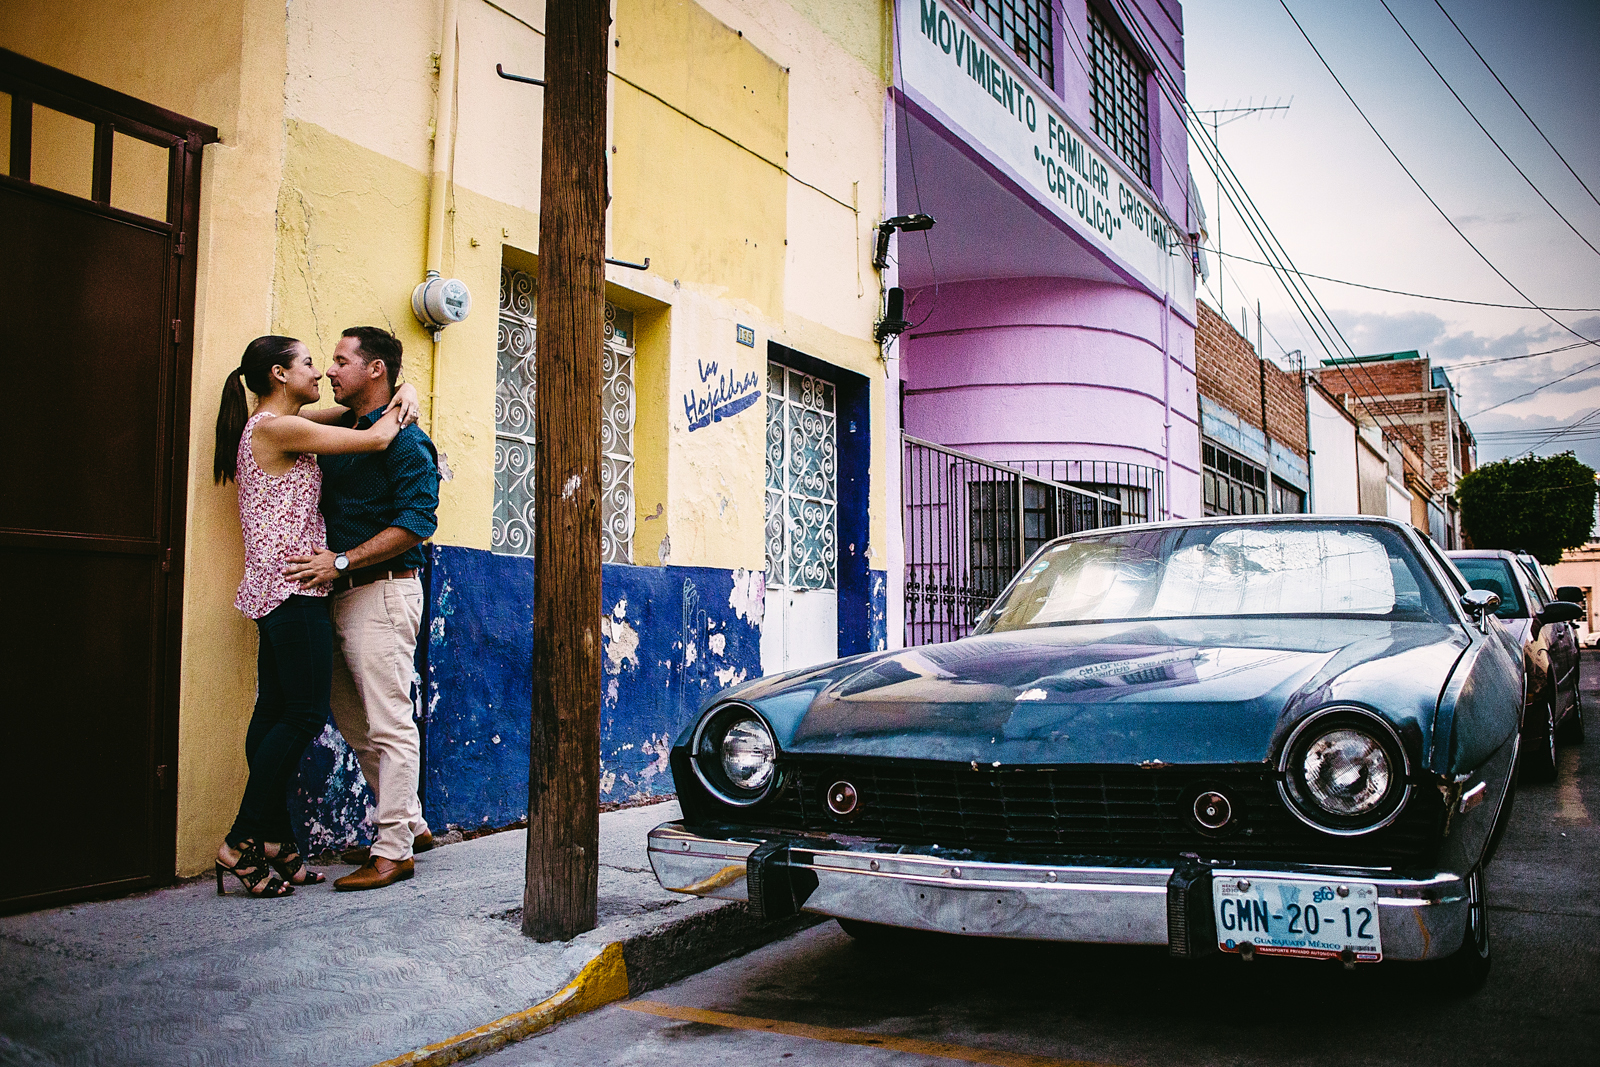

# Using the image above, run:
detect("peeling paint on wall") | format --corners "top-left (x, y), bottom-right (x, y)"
top-left (289, 723), bottom-right (375, 854)
top-left (285, 545), bottom-right (770, 836)
top-left (729, 567), bottom-right (766, 626)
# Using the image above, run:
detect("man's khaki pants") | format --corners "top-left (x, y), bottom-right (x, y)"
top-left (330, 575), bottom-right (430, 862)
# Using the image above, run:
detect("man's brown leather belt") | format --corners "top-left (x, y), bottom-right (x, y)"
top-left (331, 567), bottom-right (418, 593)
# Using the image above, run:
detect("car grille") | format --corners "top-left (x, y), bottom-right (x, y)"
top-left (742, 756), bottom-right (1443, 867)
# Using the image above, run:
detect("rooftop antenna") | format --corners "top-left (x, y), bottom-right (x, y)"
top-left (1193, 97), bottom-right (1292, 311)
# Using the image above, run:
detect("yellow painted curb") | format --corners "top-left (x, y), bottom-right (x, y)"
top-left (372, 942), bottom-right (631, 1067)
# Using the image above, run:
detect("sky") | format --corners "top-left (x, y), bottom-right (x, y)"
top-left (1183, 0), bottom-right (1600, 472)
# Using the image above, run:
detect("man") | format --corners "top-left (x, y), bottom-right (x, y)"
top-left (285, 326), bottom-right (439, 891)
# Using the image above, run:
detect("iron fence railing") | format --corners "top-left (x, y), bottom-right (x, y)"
top-left (902, 436), bottom-right (1125, 647)
top-left (1003, 458), bottom-right (1165, 526)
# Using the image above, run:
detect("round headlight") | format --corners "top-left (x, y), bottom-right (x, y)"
top-left (1301, 729), bottom-right (1392, 816)
top-left (720, 717), bottom-right (775, 792)
top-left (1278, 709), bottom-right (1410, 835)
top-left (691, 704), bottom-right (779, 806)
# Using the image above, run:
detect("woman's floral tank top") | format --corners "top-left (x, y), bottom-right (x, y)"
top-left (234, 411), bottom-right (328, 619)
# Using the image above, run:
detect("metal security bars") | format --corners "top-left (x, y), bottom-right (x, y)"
top-left (766, 362), bottom-right (838, 590)
top-left (971, 0), bottom-right (1054, 86)
top-left (1004, 458), bottom-right (1164, 526)
top-left (1088, 8), bottom-right (1150, 185)
top-left (903, 436), bottom-right (1123, 646)
top-left (493, 266), bottom-right (637, 561)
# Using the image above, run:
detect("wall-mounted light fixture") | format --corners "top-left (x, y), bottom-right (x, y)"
top-left (872, 213), bottom-right (936, 271)
top-left (875, 287), bottom-right (913, 342)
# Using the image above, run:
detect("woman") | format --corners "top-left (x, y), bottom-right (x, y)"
top-left (211, 335), bottom-right (416, 897)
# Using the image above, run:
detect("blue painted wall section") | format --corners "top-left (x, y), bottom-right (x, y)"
top-left (419, 545), bottom-right (536, 831)
top-left (291, 546), bottom-right (763, 840)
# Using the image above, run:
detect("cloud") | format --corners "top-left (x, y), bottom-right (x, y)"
top-left (1472, 407), bottom-right (1600, 471)
top-left (1451, 212), bottom-right (1532, 228)
top-left (1302, 306), bottom-right (1600, 466)
top-left (1322, 308), bottom-right (1449, 356)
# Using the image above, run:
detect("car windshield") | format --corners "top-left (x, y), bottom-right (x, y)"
top-left (978, 522), bottom-right (1454, 632)
top-left (1450, 557), bottom-right (1527, 619)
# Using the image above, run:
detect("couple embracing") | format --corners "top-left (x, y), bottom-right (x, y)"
top-left (212, 327), bottom-right (438, 897)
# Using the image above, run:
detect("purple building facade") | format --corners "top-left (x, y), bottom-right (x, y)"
top-left (885, 0), bottom-right (1201, 645)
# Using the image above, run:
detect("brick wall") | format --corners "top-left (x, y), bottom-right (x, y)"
top-left (1316, 357), bottom-right (1458, 492)
top-left (1320, 359), bottom-right (1427, 400)
top-left (1195, 302), bottom-right (1307, 458)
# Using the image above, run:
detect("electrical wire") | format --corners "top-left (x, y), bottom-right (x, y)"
top-left (1433, 0), bottom-right (1600, 214)
top-left (888, 6), bottom-right (941, 332)
top-left (1378, 0), bottom-right (1600, 261)
top-left (1209, 247), bottom-right (1600, 313)
top-left (1466, 356), bottom-right (1600, 419)
top-left (1111, 0), bottom-right (1449, 485)
top-left (1276, 1), bottom-right (1599, 353)
top-left (1442, 341), bottom-right (1597, 370)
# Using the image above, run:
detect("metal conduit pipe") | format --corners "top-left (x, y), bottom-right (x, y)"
top-left (418, 0), bottom-right (464, 431)
top-left (426, 0), bottom-right (459, 281)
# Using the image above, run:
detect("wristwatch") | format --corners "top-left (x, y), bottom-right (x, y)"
top-left (334, 553), bottom-right (350, 573)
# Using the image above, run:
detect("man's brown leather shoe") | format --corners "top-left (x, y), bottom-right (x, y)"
top-left (333, 856), bottom-right (415, 892)
top-left (340, 830), bottom-right (433, 866)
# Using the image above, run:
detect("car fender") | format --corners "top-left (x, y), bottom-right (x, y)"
top-left (1430, 625), bottom-right (1521, 778)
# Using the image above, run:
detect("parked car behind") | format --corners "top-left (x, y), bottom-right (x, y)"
top-left (1449, 549), bottom-right (1585, 778)
top-left (651, 517), bottom-right (1524, 990)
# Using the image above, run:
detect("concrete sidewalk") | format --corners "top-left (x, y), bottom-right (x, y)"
top-left (0, 801), bottom-right (801, 1067)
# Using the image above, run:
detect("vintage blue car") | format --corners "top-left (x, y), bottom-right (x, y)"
top-left (648, 516), bottom-right (1523, 989)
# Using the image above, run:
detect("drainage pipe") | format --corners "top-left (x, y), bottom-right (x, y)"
top-left (424, 0), bottom-right (460, 429)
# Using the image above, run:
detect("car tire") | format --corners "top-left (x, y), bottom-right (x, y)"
top-left (1435, 864), bottom-right (1491, 994)
top-left (1556, 679), bottom-right (1585, 745)
top-left (1520, 696), bottom-right (1559, 783)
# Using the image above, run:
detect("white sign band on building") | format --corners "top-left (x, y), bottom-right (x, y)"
top-left (899, 0), bottom-right (1194, 313)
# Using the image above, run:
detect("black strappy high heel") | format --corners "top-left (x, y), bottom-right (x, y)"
top-left (265, 841), bottom-right (325, 886)
top-left (216, 840), bottom-right (294, 898)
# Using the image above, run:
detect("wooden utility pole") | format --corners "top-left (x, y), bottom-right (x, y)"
top-left (523, 0), bottom-right (609, 941)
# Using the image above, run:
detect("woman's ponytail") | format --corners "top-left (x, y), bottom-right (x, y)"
top-left (214, 335), bottom-right (302, 483)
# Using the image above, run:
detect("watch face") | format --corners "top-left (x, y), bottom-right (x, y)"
top-left (335, 554), bottom-right (349, 571)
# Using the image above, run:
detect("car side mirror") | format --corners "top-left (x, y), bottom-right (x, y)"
top-left (1461, 588), bottom-right (1500, 631)
top-left (1540, 601), bottom-right (1584, 625)
top-left (1557, 586), bottom-right (1586, 605)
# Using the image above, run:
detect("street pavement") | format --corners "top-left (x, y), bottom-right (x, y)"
top-left (477, 660), bottom-right (1600, 1067)
top-left (0, 800), bottom-right (717, 1067)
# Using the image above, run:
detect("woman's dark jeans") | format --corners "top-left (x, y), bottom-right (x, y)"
top-left (227, 594), bottom-right (331, 849)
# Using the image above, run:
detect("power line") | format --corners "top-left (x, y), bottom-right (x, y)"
top-left (1105, 0), bottom-right (1455, 487)
top-left (1433, 0), bottom-right (1600, 214)
top-left (1209, 247), bottom-right (1600, 312)
top-left (1159, 21), bottom-right (1447, 483)
top-left (1277, 0), bottom-right (1600, 354)
top-left (1467, 356), bottom-right (1600, 418)
top-left (1378, 0), bottom-right (1600, 261)
top-left (1443, 341), bottom-right (1596, 370)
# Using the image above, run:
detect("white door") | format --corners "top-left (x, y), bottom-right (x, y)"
top-left (762, 360), bottom-right (838, 673)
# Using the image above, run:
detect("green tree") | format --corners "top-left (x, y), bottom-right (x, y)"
top-left (1457, 451), bottom-right (1598, 564)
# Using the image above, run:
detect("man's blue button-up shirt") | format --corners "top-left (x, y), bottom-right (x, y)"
top-left (319, 405), bottom-right (440, 580)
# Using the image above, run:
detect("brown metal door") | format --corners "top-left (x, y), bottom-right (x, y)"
top-left (0, 51), bottom-right (214, 912)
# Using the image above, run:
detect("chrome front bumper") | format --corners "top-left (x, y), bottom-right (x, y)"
top-left (647, 822), bottom-right (1469, 961)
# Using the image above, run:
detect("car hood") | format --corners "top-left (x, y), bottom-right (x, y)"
top-left (728, 618), bottom-right (1468, 767)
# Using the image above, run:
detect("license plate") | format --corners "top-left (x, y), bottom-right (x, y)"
top-left (1212, 875), bottom-right (1383, 962)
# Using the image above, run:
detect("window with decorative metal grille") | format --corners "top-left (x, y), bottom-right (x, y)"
top-left (765, 361), bottom-right (837, 591)
top-left (1202, 441), bottom-right (1267, 517)
top-left (493, 266), bottom-right (637, 562)
top-left (972, 0), bottom-right (1053, 86)
top-left (1088, 7), bottom-right (1151, 184)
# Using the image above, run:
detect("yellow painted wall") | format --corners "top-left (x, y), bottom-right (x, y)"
top-left (0, 0), bottom-right (296, 877)
top-left (8, 0), bottom-right (890, 877)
